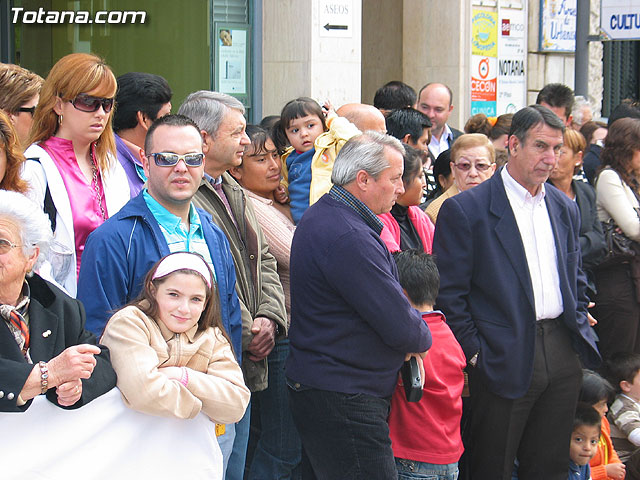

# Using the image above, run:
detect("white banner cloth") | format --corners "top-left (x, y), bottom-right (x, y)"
top-left (0, 387), bottom-right (222, 479)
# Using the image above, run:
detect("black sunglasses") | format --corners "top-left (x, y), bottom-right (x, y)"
top-left (16, 106), bottom-right (36, 116)
top-left (69, 93), bottom-right (114, 113)
top-left (147, 152), bottom-right (204, 167)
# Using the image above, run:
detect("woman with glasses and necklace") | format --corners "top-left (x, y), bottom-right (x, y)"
top-left (22, 53), bottom-right (130, 297)
top-left (425, 134), bottom-right (496, 224)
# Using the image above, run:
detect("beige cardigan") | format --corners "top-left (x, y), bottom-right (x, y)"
top-left (101, 305), bottom-right (250, 423)
top-left (425, 184), bottom-right (460, 225)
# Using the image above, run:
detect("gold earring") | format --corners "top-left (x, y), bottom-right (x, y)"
top-left (58, 114), bottom-right (63, 125)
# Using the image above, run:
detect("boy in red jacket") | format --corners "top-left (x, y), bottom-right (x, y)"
top-left (390, 249), bottom-right (466, 480)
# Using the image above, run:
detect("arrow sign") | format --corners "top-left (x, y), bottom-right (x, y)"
top-left (319, 0), bottom-right (352, 38)
top-left (324, 23), bottom-right (348, 31)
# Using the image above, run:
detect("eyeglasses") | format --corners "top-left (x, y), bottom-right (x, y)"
top-left (147, 152), bottom-right (204, 167)
top-left (453, 161), bottom-right (493, 172)
top-left (16, 106), bottom-right (36, 116)
top-left (0, 238), bottom-right (23, 254)
top-left (69, 93), bottom-right (114, 113)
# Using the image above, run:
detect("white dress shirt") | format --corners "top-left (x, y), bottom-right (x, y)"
top-left (428, 124), bottom-right (454, 158)
top-left (502, 167), bottom-right (563, 320)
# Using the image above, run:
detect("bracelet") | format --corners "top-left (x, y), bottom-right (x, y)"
top-left (38, 361), bottom-right (49, 394)
top-left (179, 367), bottom-right (189, 387)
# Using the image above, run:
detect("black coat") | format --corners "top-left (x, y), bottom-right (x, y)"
top-left (573, 179), bottom-right (607, 271)
top-left (434, 169), bottom-right (600, 399)
top-left (0, 274), bottom-right (116, 412)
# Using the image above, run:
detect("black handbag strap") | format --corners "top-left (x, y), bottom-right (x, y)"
top-left (26, 157), bottom-right (57, 232)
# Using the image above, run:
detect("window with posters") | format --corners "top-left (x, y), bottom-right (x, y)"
top-left (471, 4), bottom-right (527, 117)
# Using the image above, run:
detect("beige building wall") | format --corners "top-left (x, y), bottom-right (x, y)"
top-left (361, 0), bottom-right (403, 105)
top-left (403, 0), bottom-right (469, 131)
top-left (262, 0), bottom-right (362, 117)
top-left (262, 0), bottom-right (313, 116)
top-left (361, 0), bottom-right (469, 129)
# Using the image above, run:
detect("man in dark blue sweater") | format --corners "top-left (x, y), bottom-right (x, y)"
top-left (286, 131), bottom-right (432, 479)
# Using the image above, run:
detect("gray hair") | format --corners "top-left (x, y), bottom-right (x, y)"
top-left (178, 90), bottom-right (245, 136)
top-left (331, 131), bottom-right (405, 186)
top-left (572, 95), bottom-right (592, 125)
top-left (0, 190), bottom-right (52, 270)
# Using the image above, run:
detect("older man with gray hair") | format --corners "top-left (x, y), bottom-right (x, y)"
top-left (286, 132), bottom-right (432, 479)
top-left (178, 91), bottom-right (288, 479)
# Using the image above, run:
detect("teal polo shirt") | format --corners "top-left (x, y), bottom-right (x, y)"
top-left (142, 189), bottom-right (215, 279)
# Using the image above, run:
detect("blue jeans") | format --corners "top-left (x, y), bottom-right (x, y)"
top-left (247, 339), bottom-right (301, 479)
top-left (225, 400), bottom-right (251, 480)
top-left (288, 383), bottom-right (396, 479)
top-left (396, 458), bottom-right (459, 480)
top-left (217, 422), bottom-right (236, 475)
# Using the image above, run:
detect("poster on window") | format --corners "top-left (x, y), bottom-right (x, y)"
top-left (472, 9), bottom-right (499, 58)
top-left (217, 26), bottom-right (248, 95)
top-left (471, 56), bottom-right (497, 117)
top-left (540, 0), bottom-right (576, 52)
top-left (498, 8), bottom-right (526, 114)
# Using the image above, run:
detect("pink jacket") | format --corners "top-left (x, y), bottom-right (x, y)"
top-left (378, 206), bottom-right (435, 253)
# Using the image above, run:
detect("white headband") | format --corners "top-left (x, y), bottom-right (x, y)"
top-left (152, 252), bottom-right (212, 288)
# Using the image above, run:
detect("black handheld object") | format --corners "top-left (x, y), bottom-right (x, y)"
top-left (401, 356), bottom-right (423, 402)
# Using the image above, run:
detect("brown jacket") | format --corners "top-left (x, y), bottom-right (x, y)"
top-left (193, 173), bottom-right (287, 391)
top-left (101, 305), bottom-right (250, 423)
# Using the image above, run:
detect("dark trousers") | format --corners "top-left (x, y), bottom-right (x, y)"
top-left (594, 263), bottom-right (640, 361)
top-left (469, 318), bottom-right (582, 480)
top-left (288, 385), bottom-right (396, 480)
top-left (247, 340), bottom-right (302, 479)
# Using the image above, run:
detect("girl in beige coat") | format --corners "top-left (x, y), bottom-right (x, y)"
top-left (101, 252), bottom-right (250, 424)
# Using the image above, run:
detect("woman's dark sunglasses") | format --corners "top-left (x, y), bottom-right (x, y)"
top-left (69, 93), bottom-right (114, 113)
top-left (16, 106), bottom-right (36, 116)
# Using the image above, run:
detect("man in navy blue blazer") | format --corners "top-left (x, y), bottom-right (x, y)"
top-left (433, 105), bottom-right (600, 480)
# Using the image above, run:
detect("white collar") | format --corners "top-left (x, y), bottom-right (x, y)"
top-left (501, 166), bottom-right (546, 208)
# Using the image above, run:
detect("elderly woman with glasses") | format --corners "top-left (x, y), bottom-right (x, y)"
top-left (0, 190), bottom-right (116, 412)
top-left (22, 53), bottom-right (130, 296)
top-left (426, 133), bottom-right (496, 224)
top-left (0, 190), bottom-right (227, 478)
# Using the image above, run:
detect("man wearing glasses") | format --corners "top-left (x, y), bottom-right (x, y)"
top-left (433, 105), bottom-right (600, 479)
top-left (179, 91), bottom-right (287, 480)
top-left (77, 114), bottom-right (243, 363)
